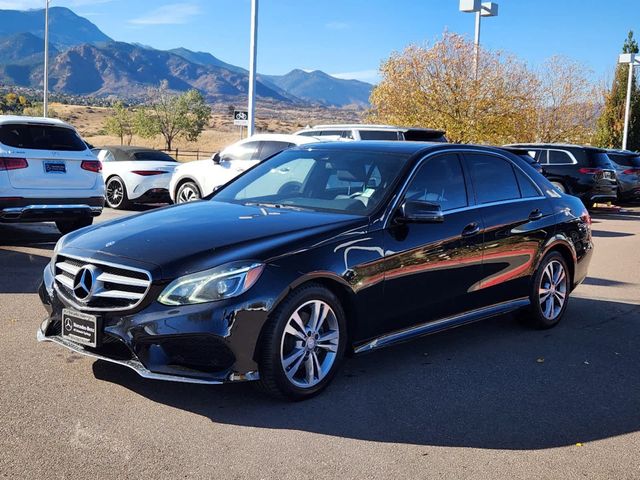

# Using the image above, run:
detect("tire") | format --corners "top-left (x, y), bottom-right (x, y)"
top-left (55, 217), bottom-right (93, 235)
top-left (523, 252), bottom-right (570, 329)
top-left (550, 181), bottom-right (566, 194)
top-left (176, 181), bottom-right (202, 204)
top-left (256, 283), bottom-right (347, 400)
top-left (105, 176), bottom-right (131, 210)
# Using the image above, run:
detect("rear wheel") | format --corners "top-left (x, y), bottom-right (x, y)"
top-left (55, 217), bottom-right (93, 235)
top-left (256, 283), bottom-right (346, 400)
top-left (523, 252), bottom-right (570, 329)
top-left (105, 176), bottom-right (131, 210)
top-left (176, 181), bottom-right (202, 204)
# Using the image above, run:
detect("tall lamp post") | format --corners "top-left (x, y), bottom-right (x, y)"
top-left (43, 0), bottom-right (50, 117)
top-left (619, 53), bottom-right (639, 150)
top-left (247, 0), bottom-right (258, 137)
top-left (459, 0), bottom-right (499, 79)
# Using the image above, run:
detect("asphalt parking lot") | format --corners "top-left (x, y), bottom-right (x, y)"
top-left (1, 205), bottom-right (639, 480)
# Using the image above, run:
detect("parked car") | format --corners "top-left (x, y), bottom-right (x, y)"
top-left (38, 141), bottom-right (592, 400)
top-left (605, 149), bottom-right (640, 201)
top-left (500, 147), bottom-right (544, 174)
top-left (169, 134), bottom-right (319, 204)
top-left (0, 116), bottom-right (104, 234)
top-left (92, 146), bottom-right (178, 210)
top-left (295, 124), bottom-right (448, 142)
top-left (506, 143), bottom-right (618, 208)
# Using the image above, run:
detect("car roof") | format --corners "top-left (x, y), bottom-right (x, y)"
top-left (605, 148), bottom-right (639, 155)
top-left (293, 141), bottom-right (512, 158)
top-left (298, 124), bottom-right (445, 134)
top-left (100, 145), bottom-right (165, 153)
top-left (0, 115), bottom-right (74, 129)
top-left (506, 143), bottom-right (606, 152)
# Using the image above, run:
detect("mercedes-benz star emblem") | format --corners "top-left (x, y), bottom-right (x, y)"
top-left (64, 318), bottom-right (73, 331)
top-left (73, 266), bottom-right (98, 301)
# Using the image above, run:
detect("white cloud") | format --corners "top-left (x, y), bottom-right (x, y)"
top-left (331, 69), bottom-right (379, 84)
top-left (325, 21), bottom-right (349, 30)
top-left (128, 2), bottom-right (200, 25)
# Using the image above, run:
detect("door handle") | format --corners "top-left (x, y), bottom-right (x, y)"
top-left (529, 209), bottom-right (543, 221)
top-left (461, 222), bottom-right (481, 237)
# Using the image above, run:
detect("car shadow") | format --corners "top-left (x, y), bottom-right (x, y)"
top-left (590, 230), bottom-right (634, 238)
top-left (91, 296), bottom-right (640, 450)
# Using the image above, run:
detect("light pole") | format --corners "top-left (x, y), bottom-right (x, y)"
top-left (43, 0), bottom-right (50, 117)
top-left (619, 53), bottom-right (639, 150)
top-left (459, 0), bottom-right (499, 79)
top-left (247, 0), bottom-right (258, 137)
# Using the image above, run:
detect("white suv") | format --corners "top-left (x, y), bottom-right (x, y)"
top-left (295, 124), bottom-right (448, 142)
top-left (0, 116), bottom-right (104, 234)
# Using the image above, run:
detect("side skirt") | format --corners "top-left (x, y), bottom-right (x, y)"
top-left (353, 298), bottom-right (530, 354)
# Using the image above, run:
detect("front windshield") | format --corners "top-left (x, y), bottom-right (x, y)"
top-left (213, 147), bottom-right (411, 215)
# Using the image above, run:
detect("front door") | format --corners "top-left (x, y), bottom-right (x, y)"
top-left (380, 153), bottom-right (486, 335)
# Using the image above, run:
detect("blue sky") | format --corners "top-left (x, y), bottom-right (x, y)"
top-left (7, 0), bottom-right (639, 84)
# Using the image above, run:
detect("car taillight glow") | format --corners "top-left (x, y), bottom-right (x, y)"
top-left (0, 157), bottom-right (28, 170)
top-left (81, 160), bottom-right (102, 173)
top-left (578, 168), bottom-right (602, 175)
top-left (622, 168), bottom-right (640, 174)
top-left (131, 170), bottom-right (168, 176)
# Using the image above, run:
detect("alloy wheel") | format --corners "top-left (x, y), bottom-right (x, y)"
top-left (280, 300), bottom-right (340, 388)
top-left (538, 260), bottom-right (567, 320)
top-left (177, 183), bottom-right (201, 203)
top-left (106, 179), bottom-right (123, 207)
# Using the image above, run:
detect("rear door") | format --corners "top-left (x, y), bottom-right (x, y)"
top-left (0, 123), bottom-right (98, 190)
top-left (463, 152), bottom-right (554, 305)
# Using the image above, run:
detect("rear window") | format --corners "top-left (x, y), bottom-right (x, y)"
top-left (588, 152), bottom-right (615, 169)
top-left (359, 130), bottom-right (400, 141)
top-left (0, 124), bottom-right (86, 151)
top-left (608, 153), bottom-right (640, 167)
top-left (132, 150), bottom-right (177, 162)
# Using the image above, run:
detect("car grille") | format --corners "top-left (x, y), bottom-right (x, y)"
top-left (54, 254), bottom-right (152, 311)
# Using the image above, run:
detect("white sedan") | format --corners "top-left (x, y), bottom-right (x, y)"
top-left (93, 146), bottom-right (179, 209)
top-left (169, 134), bottom-right (319, 204)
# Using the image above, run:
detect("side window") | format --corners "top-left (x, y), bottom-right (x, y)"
top-left (514, 168), bottom-right (541, 198)
top-left (528, 150), bottom-right (547, 164)
top-left (359, 130), bottom-right (400, 141)
top-left (258, 141), bottom-right (291, 161)
top-left (466, 153), bottom-right (521, 204)
top-left (548, 150), bottom-right (574, 165)
top-left (221, 141), bottom-right (260, 161)
top-left (405, 153), bottom-right (468, 211)
top-left (98, 149), bottom-right (115, 162)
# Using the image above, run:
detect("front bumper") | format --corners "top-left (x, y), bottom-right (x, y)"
top-left (0, 197), bottom-right (104, 222)
top-left (37, 264), bottom-right (268, 384)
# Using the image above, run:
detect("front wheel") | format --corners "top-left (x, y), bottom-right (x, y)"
top-left (256, 283), bottom-right (346, 400)
top-left (524, 252), bottom-right (570, 329)
top-left (55, 217), bottom-right (93, 235)
top-left (176, 181), bottom-right (202, 204)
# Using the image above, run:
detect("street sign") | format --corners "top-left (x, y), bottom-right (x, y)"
top-left (233, 110), bottom-right (249, 126)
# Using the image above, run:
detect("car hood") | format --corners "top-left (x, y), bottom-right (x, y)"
top-left (60, 201), bottom-right (367, 280)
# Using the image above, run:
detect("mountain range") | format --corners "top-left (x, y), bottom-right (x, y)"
top-left (0, 7), bottom-right (373, 107)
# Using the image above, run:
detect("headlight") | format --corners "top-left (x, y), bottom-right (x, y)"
top-left (158, 262), bottom-right (264, 306)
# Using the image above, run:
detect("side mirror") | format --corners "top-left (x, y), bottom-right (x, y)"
top-left (212, 152), bottom-right (221, 164)
top-left (398, 200), bottom-right (444, 223)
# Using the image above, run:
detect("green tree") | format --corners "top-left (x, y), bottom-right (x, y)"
top-left (134, 81), bottom-right (211, 150)
top-left (594, 31), bottom-right (640, 150)
top-left (104, 101), bottom-right (134, 145)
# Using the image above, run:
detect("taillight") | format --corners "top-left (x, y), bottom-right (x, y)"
top-left (0, 157), bottom-right (28, 170)
top-left (580, 210), bottom-right (592, 229)
top-left (578, 168), bottom-right (602, 175)
top-left (81, 160), bottom-right (102, 173)
top-left (623, 168), bottom-right (640, 174)
top-left (131, 170), bottom-right (168, 176)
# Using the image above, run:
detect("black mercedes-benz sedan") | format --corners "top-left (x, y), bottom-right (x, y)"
top-left (38, 141), bottom-right (593, 400)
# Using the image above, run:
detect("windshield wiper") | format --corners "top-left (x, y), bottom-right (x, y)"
top-left (243, 202), bottom-right (312, 212)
